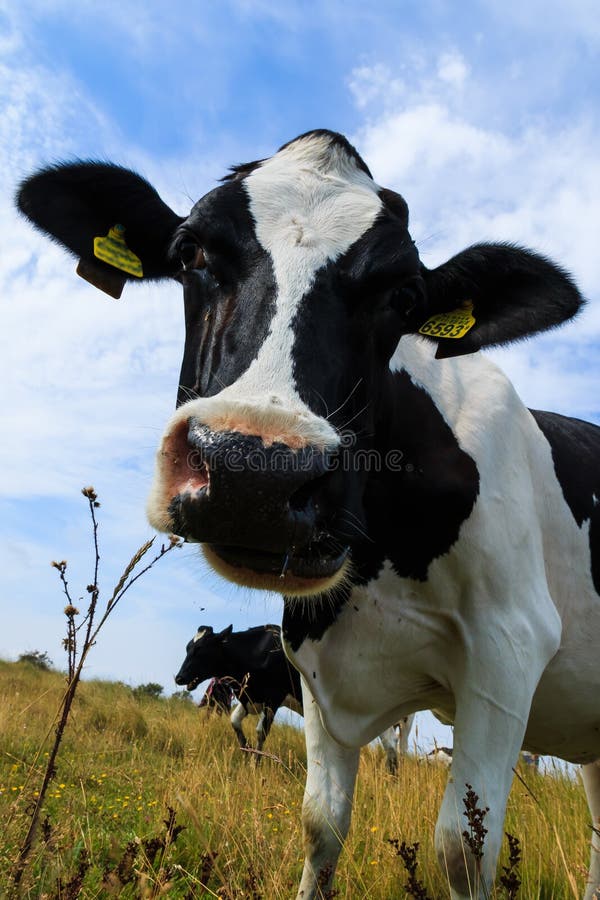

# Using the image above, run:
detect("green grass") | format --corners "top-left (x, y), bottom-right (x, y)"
top-left (0, 659), bottom-right (593, 898)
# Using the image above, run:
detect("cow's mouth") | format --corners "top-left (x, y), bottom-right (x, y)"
top-left (174, 672), bottom-right (202, 690)
top-left (202, 538), bottom-right (350, 597)
top-left (210, 540), bottom-right (348, 578)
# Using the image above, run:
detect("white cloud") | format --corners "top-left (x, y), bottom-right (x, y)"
top-left (437, 51), bottom-right (469, 88)
top-left (348, 63), bottom-right (405, 110)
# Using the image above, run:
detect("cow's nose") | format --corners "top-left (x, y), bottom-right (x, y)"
top-left (167, 420), bottom-right (336, 552)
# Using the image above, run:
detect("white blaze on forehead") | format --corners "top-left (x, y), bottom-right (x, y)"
top-left (156, 134), bottom-right (383, 456)
top-left (219, 134), bottom-right (382, 412)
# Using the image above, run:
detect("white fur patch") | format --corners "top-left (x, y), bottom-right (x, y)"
top-left (165, 134), bottom-right (381, 445)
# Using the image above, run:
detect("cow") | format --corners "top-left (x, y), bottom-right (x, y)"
top-left (378, 715), bottom-right (414, 775)
top-left (176, 622), bottom-right (412, 772)
top-left (176, 623), bottom-right (303, 754)
top-left (16, 129), bottom-right (600, 899)
top-left (421, 746), bottom-right (454, 768)
top-left (420, 745), bottom-right (541, 772)
top-left (198, 677), bottom-right (234, 715)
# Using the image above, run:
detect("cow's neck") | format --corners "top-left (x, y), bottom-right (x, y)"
top-left (283, 340), bottom-right (480, 650)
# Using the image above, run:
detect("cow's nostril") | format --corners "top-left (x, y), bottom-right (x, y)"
top-left (187, 455), bottom-right (210, 492)
top-left (288, 472), bottom-right (331, 514)
top-left (190, 460), bottom-right (210, 493)
top-left (162, 421), bottom-right (210, 496)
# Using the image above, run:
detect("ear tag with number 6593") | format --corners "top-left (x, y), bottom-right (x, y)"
top-left (418, 301), bottom-right (476, 339)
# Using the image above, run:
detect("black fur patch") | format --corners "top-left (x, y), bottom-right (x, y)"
top-left (362, 370), bottom-right (480, 580)
top-left (176, 181), bottom-right (278, 401)
top-left (531, 409), bottom-right (600, 596)
top-left (283, 371), bottom-right (480, 649)
top-left (283, 586), bottom-right (352, 652)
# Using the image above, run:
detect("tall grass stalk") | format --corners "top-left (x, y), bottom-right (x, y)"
top-left (9, 487), bottom-right (181, 894)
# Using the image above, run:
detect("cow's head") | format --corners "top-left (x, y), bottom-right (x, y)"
top-left (17, 130), bottom-right (583, 597)
top-left (174, 624), bottom-right (232, 690)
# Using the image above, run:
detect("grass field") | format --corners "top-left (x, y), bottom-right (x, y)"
top-left (0, 658), bottom-right (593, 898)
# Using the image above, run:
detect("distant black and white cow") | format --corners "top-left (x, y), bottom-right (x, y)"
top-left (176, 622), bottom-right (412, 771)
top-left (176, 623), bottom-right (302, 753)
top-left (421, 746), bottom-right (454, 768)
top-left (377, 715), bottom-right (414, 775)
top-left (420, 745), bottom-right (541, 772)
top-left (17, 130), bottom-right (600, 899)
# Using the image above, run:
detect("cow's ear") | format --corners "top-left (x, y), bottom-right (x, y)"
top-left (418, 243), bottom-right (584, 359)
top-left (16, 161), bottom-right (184, 297)
top-left (220, 624), bottom-right (234, 638)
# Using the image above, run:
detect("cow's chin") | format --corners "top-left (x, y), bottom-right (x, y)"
top-left (201, 544), bottom-right (350, 598)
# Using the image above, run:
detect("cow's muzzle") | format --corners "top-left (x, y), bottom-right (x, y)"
top-left (152, 419), bottom-right (349, 595)
top-left (174, 672), bottom-right (201, 690)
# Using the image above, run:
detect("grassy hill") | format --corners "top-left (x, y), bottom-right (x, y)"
top-left (0, 659), bottom-right (592, 898)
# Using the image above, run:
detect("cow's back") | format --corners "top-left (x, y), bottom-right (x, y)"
top-left (236, 625), bottom-right (303, 709)
top-left (531, 408), bottom-right (600, 595)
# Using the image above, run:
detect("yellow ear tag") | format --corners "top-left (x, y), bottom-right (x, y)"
top-left (418, 300), bottom-right (476, 339)
top-left (93, 224), bottom-right (143, 277)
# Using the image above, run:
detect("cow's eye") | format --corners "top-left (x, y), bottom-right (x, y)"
top-left (389, 277), bottom-right (425, 318)
top-left (178, 239), bottom-right (206, 271)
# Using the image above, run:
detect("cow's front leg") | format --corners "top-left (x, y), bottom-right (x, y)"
top-left (230, 702), bottom-right (248, 749)
top-left (297, 680), bottom-right (360, 900)
top-left (255, 706), bottom-right (275, 753)
top-left (435, 675), bottom-right (539, 899)
top-left (379, 726), bottom-right (399, 775)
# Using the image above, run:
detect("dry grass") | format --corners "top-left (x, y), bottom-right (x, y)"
top-left (0, 659), bottom-right (593, 898)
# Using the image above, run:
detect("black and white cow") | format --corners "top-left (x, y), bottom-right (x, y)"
top-left (422, 746), bottom-right (454, 768)
top-left (176, 623), bottom-right (303, 753)
top-left (17, 130), bottom-right (600, 899)
top-left (420, 745), bottom-right (541, 772)
top-left (176, 622), bottom-right (412, 771)
top-left (377, 715), bottom-right (414, 775)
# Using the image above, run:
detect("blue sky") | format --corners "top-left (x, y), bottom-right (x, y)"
top-left (1, 0), bottom-right (599, 751)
